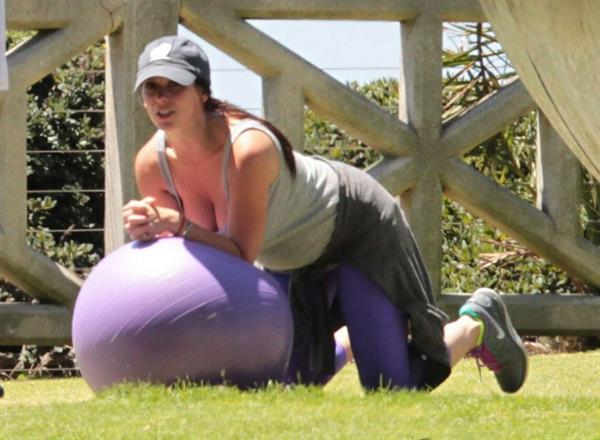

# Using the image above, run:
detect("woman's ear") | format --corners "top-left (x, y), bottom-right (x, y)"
top-left (194, 83), bottom-right (209, 104)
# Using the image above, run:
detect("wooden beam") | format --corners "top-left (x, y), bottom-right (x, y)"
top-left (440, 293), bottom-right (600, 335)
top-left (367, 156), bottom-right (418, 196)
top-left (223, 0), bottom-right (421, 20)
top-left (439, 0), bottom-right (484, 22)
top-left (219, 0), bottom-right (483, 22)
top-left (6, 0), bottom-right (124, 30)
top-left (396, 6), bottom-right (444, 296)
top-left (104, 0), bottom-right (179, 252)
top-left (536, 112), bottom-right (581, 237)
top-left (398, 4), bottom-right (443, 146)
top-left (0, 245), bottom-right (81, 306)
top-left (442, 158), bottom-right (600, 288)
top-left (401, 176), bottom-right (444, 297)
top-left (6, 0), bottom-right (73, 30)
top-left (442, 80), bottom-right (536, 159)
top-left (0, 93), bottom-right (26, 240)
top-left (262, 76), bottom-right (305, 151)
top-left (8, 3), bottom-right (122, 91)
top-left (0, 303), bottom-right (71, 345)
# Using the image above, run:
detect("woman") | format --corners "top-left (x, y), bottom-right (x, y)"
top-left (122, 35), bottom-right (528, 392)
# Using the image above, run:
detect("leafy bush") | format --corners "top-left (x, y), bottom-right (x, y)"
top-left (1, 34), bottom-right (106, 376)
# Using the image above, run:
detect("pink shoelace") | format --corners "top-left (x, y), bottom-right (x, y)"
top-left (470, 345), bottom-right (502, 373)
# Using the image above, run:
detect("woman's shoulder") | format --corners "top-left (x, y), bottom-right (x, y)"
top-left (227, 119), bottom-right (276, 156)
top-left (225, 120), bottom-right (280, 184)
top-left (230, 130), bottom-right (280, 178)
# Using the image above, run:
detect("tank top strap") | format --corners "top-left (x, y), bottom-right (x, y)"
top-left (221, 119), bottom-right (283, 203)
top-left (155, 130), bottom-right (184, 214)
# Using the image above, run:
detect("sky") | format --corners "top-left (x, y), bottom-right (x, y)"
top-left (179, 20), bottom-right (403, 115)
top-left (179, 21), bottom-right (481, 116)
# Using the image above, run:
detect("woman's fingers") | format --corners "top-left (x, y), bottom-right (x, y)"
top-left (123, 200), bottom-right (152, 240)
top-left (122, 199), bottom-right (157, 223)
top-left (140, 196), bottom-right (156, 205)
top-left (122, 197), bottom-right (176, 239)
top-left (122, 198), bottom-right (154, 211)
top-left (125, 222), bottom-right (155, 241)
top-left (125, 214), bottom-right (152, 227)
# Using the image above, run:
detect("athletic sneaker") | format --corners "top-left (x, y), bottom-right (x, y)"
top-left (459, 288), bottom-right (528, 393)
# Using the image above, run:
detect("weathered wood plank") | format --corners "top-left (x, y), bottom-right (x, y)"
top-left (6, 0), bottom-right (124, 30)
top-left (440, 293), bottom-right (600, 335)
top-left (220, 0), bottom-right (483, 21)
top-left (224, 0), bottom-right (421, 20)
top-left (104, 0), bottom-right (179, 252)
top-left (262, 76), bottom-right (305, 151)
top-left (8, 4), bottom-right (123, 91)
top-left (0, 245), bottom-right (81, 306)
top-left (442, 80), bottom-right (536, 159)
top-left (0, 303), bottom-right (71, 345)
top-left (536, 112), bottom-right (581, 237)
top-left (0, 93), bottom-right (26, 240)
top-left (442, 158), bottom-right (600, 288)
top-left (367, 156), bottom-right (418, 196)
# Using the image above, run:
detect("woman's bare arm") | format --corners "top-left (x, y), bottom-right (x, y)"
top-left (122, 137), bottom-right (182, 241)
top-left (123, 131), bottom-right (279, 263)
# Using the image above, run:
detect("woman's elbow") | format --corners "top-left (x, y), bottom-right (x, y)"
top-left (230, 239), bottom-right (255, 263)
top-left (239, 249), bottom-right (257, 264)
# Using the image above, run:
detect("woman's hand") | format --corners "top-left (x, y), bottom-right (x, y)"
top-left (122, 196), bottom-right (182, 241)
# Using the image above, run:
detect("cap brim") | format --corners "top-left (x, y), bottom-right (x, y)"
top-left (133, 65), bottom-right (196, 92)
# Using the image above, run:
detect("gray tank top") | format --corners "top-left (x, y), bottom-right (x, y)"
top-left (155, 120), bottom-right (339, 270)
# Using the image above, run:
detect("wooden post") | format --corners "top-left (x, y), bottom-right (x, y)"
top-left (536, 111), bottom-right (581, 237)
top-left (104, 0), bottom-right (179, 252)
top-left (398, 7), bottom-right (444, 298)
top-left (262, 76), bottom-right (305, 150)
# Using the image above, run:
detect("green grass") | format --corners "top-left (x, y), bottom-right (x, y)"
top-left (2, 351), bottom-right (600, 439)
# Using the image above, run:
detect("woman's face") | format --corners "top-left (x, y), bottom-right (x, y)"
top-left (140, 77), bottom-right (207, 130)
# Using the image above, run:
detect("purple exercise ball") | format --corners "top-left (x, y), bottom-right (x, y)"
top-left (72, 237), bottom-right (293, 392)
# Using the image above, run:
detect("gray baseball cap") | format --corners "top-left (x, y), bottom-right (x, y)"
top-left (134, 35), bottom-right (211, 91)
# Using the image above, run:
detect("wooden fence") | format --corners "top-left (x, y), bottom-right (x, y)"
top-left (1, 0), bottom-right (599, 346)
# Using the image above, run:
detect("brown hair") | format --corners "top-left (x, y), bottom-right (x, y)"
top-left (199, 82), bottom-right (296, 177)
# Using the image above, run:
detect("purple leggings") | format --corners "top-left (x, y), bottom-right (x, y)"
top-left (272, 265), bottom-right (425, 390)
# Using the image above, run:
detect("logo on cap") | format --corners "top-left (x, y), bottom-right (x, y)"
top-left (150, 43), bottom-right (172, 61)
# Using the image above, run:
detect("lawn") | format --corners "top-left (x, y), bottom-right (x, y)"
top-left (2, 351), bottom-right (600, 439)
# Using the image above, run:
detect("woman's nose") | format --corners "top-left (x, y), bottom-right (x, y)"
top-left (155, 90), bottom-right (171, 101)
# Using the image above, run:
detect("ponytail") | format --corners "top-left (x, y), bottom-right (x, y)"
top-left (202, 91), bottom-right (297, 178)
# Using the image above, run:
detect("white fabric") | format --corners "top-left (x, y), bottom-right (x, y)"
top-left (0, 0), bottom-right (7, 91)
